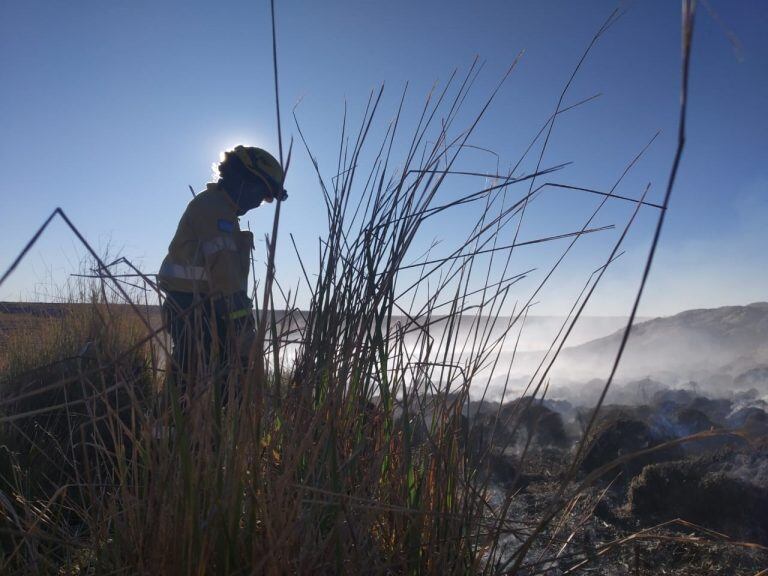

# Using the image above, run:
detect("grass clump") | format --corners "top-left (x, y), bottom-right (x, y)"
top-left (0, 66), bottom-right (538, 573)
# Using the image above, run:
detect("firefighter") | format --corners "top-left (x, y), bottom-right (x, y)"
top-left (157, 146), bottom-right (286, 404)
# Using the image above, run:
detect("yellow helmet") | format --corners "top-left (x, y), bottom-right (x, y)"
top-left (232, 145), bottom-right (287, 201)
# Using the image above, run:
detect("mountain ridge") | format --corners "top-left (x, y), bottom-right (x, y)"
top-left (548, 302), bottom-right (768, 389)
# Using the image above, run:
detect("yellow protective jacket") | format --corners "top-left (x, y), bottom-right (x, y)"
top-left (158, 183), bottom-right (254, 314)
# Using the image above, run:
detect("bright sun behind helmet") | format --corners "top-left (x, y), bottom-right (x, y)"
top-left (233, 145), bottom-right (288, 201)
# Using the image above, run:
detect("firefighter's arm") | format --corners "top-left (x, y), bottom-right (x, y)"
top-left (186, 200), bottom-right (253, 319)
top-left (205, 241), bottom-right (254, 321)
top-left (204, 240), bottom-right (252, 321)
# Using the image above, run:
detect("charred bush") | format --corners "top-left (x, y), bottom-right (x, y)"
top-left (688, 396), bottom-right (732, 426)
top-left (729, 406), bottom-right (768, 429)
top-left (581, 418), bottom-right (684, 481)
top-left (676, 407), bottom-right (714, 434)
top-left (629, 456), bottom-right (768, 544)
top-left (497, 398), bottom-right (569, 449)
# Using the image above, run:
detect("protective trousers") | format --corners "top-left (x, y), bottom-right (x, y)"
top-left (163, 291), bottom-right (248, 408)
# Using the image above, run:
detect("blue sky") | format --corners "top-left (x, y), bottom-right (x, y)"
top-left (0, 0), bottom-right (765, 316)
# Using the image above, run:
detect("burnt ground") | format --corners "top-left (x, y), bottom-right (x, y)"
top-left (474, 396), bottom-right (768, 575)
top-left (487, 448), bottom-right (768, 575)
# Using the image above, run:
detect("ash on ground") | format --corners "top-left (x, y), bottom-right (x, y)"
top-left (404, 384), bottom-right (768, 575)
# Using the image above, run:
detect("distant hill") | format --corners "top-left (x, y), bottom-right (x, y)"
top-left (552, 302), bottom-right (768, 386)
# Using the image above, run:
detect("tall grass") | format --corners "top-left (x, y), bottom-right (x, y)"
top-left (0, 3), bottom-right (706, 574)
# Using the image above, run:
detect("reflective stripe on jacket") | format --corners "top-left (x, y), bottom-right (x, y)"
top-left (158, 183), bottom-right (254, 297)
